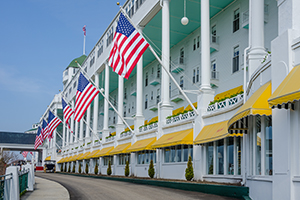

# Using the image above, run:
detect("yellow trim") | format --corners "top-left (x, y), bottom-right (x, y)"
top-left (126, 137), bottom-right (156, 153)
top-left (85, 149), bottom-right (100, 159)
top-left (149, 116), bottom-right (158, 123)
top-left (93, 146), bottom-right (114, 158)
top-left (152, 129), bottom-right (193, 149)
top-left (268, 65), bottom-right (300, 107)
top-left (109, 143), bottom-right (131, 155)
top-left (111, 132), bottom-right (116, 136)
top-left (172, 106), bottom-right (184, 115)
top-left (144, 120), bottom-right (148, 125)
top-left (45, 156), bottom-right (51, 161)
top-left (214, 85), bottom-right (243, 101)
top-left (228, 82), bottom-right (272, 129)
top-left (184, 102), bottom-right (197, 111)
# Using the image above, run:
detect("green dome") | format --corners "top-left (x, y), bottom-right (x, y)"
top-left (66, 55), bottom-right (87, 69)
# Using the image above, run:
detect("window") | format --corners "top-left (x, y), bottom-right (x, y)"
top-left (119, 154), bottom-right (130, 165)
top-left (233, 8), bottom-right (240, 33)
top-left (232, 46), bottom-right (239, 73)
top-left (197, 67), bottom-right (200, 82)
top-left (194, 36), bottom-right (200, 50)
top-left (73, 81), bottom-right (77, 89)
top-left (157, 88), bottom-right (160, 103)
top-left (193, 38), bottom-right (196, 51)
top-left (98, 41), bottom-right (103, 57)
top-left (124, 88), bottom-right (127, 100)
top-left (128, 103), bottom-right (131, 113)
top-left (132, 102), bottom-right (134, 110)
top-left (157, 65), bottom-right (160, 78)
top-left (103, 156), bottom-right (114, 166)
top-left (193, 69), bottom-right (196, 83)
top-left (180, 76), bottom-right (184, 88)
top-left (211, 25), bottom-right (217, 43)
top-left (106, 27), bottom-right (114, 47)
top-left (180, 48), bottom-right (184, 64)
top-left (227, 138), bottom-right (234, 175)
top-left (138, 150), bottom-right (156, 164)
top-left (151, 91), bottom-right (153, 100)
top-left (256, 116), bottom-right (262, 175)
top-left (197, 36), bottom-right (200, 48)
top-left (69, 88), bottom-right (72, 94)
top-left (145, 94), bottom-right (148, 109)
top-left (124, 106), bottom-right (126, 117)
top-left (265, 116), bottom-right (272, 175)
top-left (217, 140), bottom-right (224, 175)
top-left (164, 145), bottom-right (193, 163)
top-left (207, 142), bottom-right (214, 174)
top-left (145, 72), bottom-right (148, 86)
top-left (90, 56), bottom-right (95, 67)
top-left (151, 67), bottom-right (154, 74)
top-left (211, 60), bottom-right (217, 79)
top-left (113, 116), bottom-right (116, 124)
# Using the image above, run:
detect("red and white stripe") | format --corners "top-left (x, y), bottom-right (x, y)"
top-left (48, 118), bottom-right (61, 139)
top-left (74, 82), bottom-right (99, 122)
top-left (109, 30), bottom-right (149, 79)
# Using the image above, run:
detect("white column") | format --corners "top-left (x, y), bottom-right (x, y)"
top-left (53, 108), bottom-right (57, 157)
top-left (62, 121), bottom-right (66, 147)
top-left (79, 118), bottom-right (84, 143)
top-left (200, 0), bottom-right (211, 90)
top-left (86, 106), bottom-right (91, 140)
top-left (248, 0), bottom-right (266, 78)
top-left (103, 63), bottom-right (110, 138)
top-left (93, 72), bottom-right (99, 143)
top-left (161, 0), bottom-right (171, 106)
top-left (75, 121), bottom-right (78, 143)
top-left (117, 76), bottom-right (125, 136)
top-left (70, 100), bottom-right (75, 144)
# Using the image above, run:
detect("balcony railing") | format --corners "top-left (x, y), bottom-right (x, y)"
top-left (207, 94), bottom-right (244, 112)
top-left (166, 110), bottom-right (196, 125)
top-left (171, 88), bottom-right (184, 103)
top-left (149, 73), bottom-right (160, 86)
top-left (139, 122), bottom-right (158, 133)
top-left (211, 71), bottom-right (219, 80)
top-left (105, 135), bottom-right (115, 142)
top-left (171, 57), bottom-right (185, 73)
top-left (120, 131), bottom-right (133, 138)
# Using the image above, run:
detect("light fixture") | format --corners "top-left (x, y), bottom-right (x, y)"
top-left (181, 0), bottom-right (189, 25)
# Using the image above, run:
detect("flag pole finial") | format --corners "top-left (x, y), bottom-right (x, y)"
top-left (117, 2), bottom-right (120, 5)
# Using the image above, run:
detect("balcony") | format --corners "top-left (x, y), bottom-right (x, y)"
top-left (171, 88), bottom-right (184, 103)
top-left (105, 135), bottom-right (115, 143)
top-left (149, 74), bottom-right (160, 86)
top-left (211, 71), bottom-right (219, 80)
top-left (171, 57), bottom-right (185, 73)
top-left (210, 34), bottom-right (219, 53)
top-left (206, 93), bottom-right (244, 113)
top-left (148, 99), bottom-right (158, 111)
top-left (242, 4), bottom-right (269, 29)
top-left (120, 130), bottom-right (133, 139)
top-left (166, 110), bottom-right (196, 125)
top-left (139, 122), bottom-right (158, 133)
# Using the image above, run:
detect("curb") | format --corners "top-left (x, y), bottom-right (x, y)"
top-left (56, 172), bottom-right (250, 199)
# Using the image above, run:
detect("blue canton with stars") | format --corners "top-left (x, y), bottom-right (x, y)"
top-left (77, 73), bottom-right (89, 93)
top-left (116, 13), bottom-right (135, 37)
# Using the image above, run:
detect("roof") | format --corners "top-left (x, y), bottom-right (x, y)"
top-left (66, 55), bottom-right (87, 70)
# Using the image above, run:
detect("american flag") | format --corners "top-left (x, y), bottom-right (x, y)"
top-left (34, 127), bottom-right (43, 149)
top-left (83, 25), bottom-right (86, 36)
top-left (30, 152), bottom-right (33, 156)
top-left (62, 97), bottom-right (74, 132)
top-left (22, 151), bottom-right (28, 158)
top-left (47, 110), bottom-right (62, 139)
top-left (41, 119), bottom-right (49, 141)
top-left (108, 12), bottom-right (149, 79)
top-left (75, 73), bottom-right (99, 122)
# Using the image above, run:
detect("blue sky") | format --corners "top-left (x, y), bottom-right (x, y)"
top-left (0, 0), bottom-right (126, 132)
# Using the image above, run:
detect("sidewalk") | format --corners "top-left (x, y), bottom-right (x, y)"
top-left (21, 176), bottom-right (70, 200)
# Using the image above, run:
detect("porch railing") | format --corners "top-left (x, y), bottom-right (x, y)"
top-left (0, 173), bottom-right (12, 200)
top-left (18, 169), bottom-right (29, 195)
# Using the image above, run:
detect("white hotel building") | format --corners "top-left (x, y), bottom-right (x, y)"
top-left (40, 0), bottom-right (300, 199)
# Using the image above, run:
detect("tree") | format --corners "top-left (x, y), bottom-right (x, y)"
top-left (125, 160), bottom-right (129, 177)
top-left (107, 160), bottom-right (112, 175)
top-left (148, 159), bottom-right (155, 178)
top-left (185, 156), bottom-right (194, 181)
top-left (0, 151), bottom-right (19, 175)
top-left (85, 163), bottom-right (89, 174)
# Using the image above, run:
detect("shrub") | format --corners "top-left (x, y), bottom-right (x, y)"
top-left (185, 156), bottom-right (194, 181)
top-left (60, 164), bottom-right (63, 172)
top-left (107, 160), bottom-right (112, 175)
top-left (94, 163), bottom-right (98, 174)
top-left (85, 163), bottom-right (89, 174)
top-left (148, 160), bottom-right (155, 178)
top-left (79, 164), bottom-right (82, 173)
top-left (125, 161), bottom-right (130, 177)
top-left (64, 164), bottom-right (67, 172)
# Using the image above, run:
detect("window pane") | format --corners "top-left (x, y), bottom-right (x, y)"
top-left (227, 137), bottom-right (234, 175)
top-left (207, 142), bottom-right (214, 174)
top-left (265, 116), bottom-right (273, 175)
top-left (183, 145), bottom-right (189, 162)
top-left (256, 116), bottom-right (262, 175)
top-left (217, 140), bottom-right (224, 175)
top-left (237, 137), bottom-right (242, 175)
top-left (154, 151), bottom-right (156, 163)
top-left (189, 145), bottom-right (193, 161)
top-left (176, 146), bottom-right (182, 162)
top-left (138, 152), bottom-right (141, 164)
top-left (145, 151), bottom-right (149, 164)
top-left (170, 146), bottom-right (176, 162)
top-left (164, 148), bottom-right (170, 163)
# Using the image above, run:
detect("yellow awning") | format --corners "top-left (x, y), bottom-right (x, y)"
top-left (126, 137), bottom-right (156, 153)
top-left (184, 102), bottom-right (197, 111)
top-left (85, 149), bottom-right (100, 159)
top-left (45, 156), bottom-right (51, 161)
top-left (172, 107), bottom-right (184, 115)
top-left (77, 152), bottom-right (91, 160)
top-left (109, 143), bottom-right (131, 155)
top-left (57, 157), bottom-right (65, 163)
top-left (69, 154), bottom-right (81, 162)
top-left (268, 65), bottom-right (300, 107)
top-left (92, 146), bottom-right (114, 158)
top-left (228, 82), bottom-right (272, 129)
top-left (152, 129), bottom-right (193, 149)
top-left (111, 132), bottom-right (116, 136)
top-left (214, 85), bottom-right (243, 101)
top-left (149, 116), bottom-right (158, 123)
top-left (65, 155), bottom-right (73, 162)
top-left (194, 121), bottom-right (229, 144)
top-left (74, 153), bottom-right (83, 161)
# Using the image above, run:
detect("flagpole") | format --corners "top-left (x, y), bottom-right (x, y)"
top-left (117, 4), bottom-right (199, 116)
top-left (75, 61), bottom-right (134, 134)
top-left (83, 35), bottom-right (86, 55)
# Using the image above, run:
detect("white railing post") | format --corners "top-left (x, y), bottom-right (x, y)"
top-left (23, 163), bottom-right (34, 191)
top-left (5, 166), bottom-right (20, 200)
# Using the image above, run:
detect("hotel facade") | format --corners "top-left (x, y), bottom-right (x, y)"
top-left (40, 0), bottom-right (300, 199)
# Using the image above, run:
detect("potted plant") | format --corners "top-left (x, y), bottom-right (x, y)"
top-left (185, 156), bottom-right (194, 181)
top-left (148, 159), bottom-right (155, 178)
top-left (107, 160), bottom-right (112, 175)
top-left (125, 160), bottom-right (129, 177)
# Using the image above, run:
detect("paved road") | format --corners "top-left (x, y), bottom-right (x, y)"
top-left (36, 172), bottom-right (239, 200)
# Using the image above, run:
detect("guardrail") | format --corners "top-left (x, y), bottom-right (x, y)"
top-left (18, 169), bottom-right (29, 195)
top-left (0, 173), bottom-right (12, 200)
